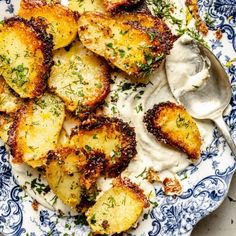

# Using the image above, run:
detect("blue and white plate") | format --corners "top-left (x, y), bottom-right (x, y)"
top-left (1, 0), bottom-right (236, 235)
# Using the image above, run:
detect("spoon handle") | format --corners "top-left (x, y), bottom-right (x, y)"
top-left (213, 115), bottom-right (236, 157)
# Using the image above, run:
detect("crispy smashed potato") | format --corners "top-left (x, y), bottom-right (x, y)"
top-left (0, 77), bottom-right (23, 113)
top-left (104, 0), bottom-right (141, 12)
top-left (70, 116), bottom-right (137, 177)
top-left (48, 40), bottom-right (110, 113)
top-left (18, 0), bottom-right (78, 49)
top-left (144, 102), bottom-right (202, 161)
top-left (86, 177), bottom-right (149, 234)
top-left (114, 12), bottom-right (175, 49)
top-left (78, 12), bottom-right (173, 77)
top-left (68, 0), bottom-right (106, 14)
top-left (8, 93), bottom-right (65, 168)
top-left (0, 113), bottom-right (13, 143)
top-left (46, 147), bottom-right (83, 210)
top-left (0, 17), bottom-right (53, 98)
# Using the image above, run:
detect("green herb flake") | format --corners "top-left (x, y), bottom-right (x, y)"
top-left (84, 144), bottom-right (92, 152)
top-left (176, 114), bottom-right (190, 128)
top-left (118, 49), bottom-right (126, 58)
top-left (90, 214), bottom-right (97, 224)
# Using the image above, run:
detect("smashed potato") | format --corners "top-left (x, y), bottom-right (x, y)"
top-left (0, 77), bottom-right (23, 113)
top-left (70, 116), bottom-right (137, 177)
top-left (0, 113), bottom-right (13, 143)
top-left (86, 177), bottom-right (149, 234)
top-left (104, 0), bottom-right (141, 12)
top-left (46, 147), bottom-right (83, 210)
top-left (78, 12), bottom-right (173, 77)
top-left (68, 0), bottom-right (106, 14)
top-left (0, 17), bottom-right (53, 98)
top-left (144, 102), bottom-right (202, 161)
top-left (8, 93), bottom-right (65, 168)
top-left (114, 12), bottom-right (175, 50)
top-left (18, 0), bottom-right (78, 50)
top-left (48, 39), bottom-right (110, 113)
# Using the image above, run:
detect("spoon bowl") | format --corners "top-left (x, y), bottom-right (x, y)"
top-left (167, 38), bottom-right (236, 156)
top-left (179, 44), bottom-right (231, 120)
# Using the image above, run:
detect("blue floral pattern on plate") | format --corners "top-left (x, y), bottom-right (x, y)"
top-left (0, 0), bottom-right (236, 235)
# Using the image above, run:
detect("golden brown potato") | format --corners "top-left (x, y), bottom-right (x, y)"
top-left (78, 12), bottom-right (173, 77)
top-left (104, 0), bottom-right (141, 11)
top-left (18, 0), bottom-right (78, 50)
top-left (0, 113), bottom-right (13, 143)
top-left (48, 39), bottom-right (110, 113)
top-left (86, 177), bottom-right (149, 234)
top-left (0, 17), bottom-right (53, 98)
top-left (46, 147), bottom-right (83, 210)
top-left (114, 12), bottom-right (175, 48)
top-left (144, 102), bottom-right (202, 161)
top-left (68, 0), bottom-right (106, 14)
top-left (8, 93), bottom-right (65, 168)
top-left (0, 76), bottom-right (23, 114)
top-left (70, 116), bottom-right (137, 177)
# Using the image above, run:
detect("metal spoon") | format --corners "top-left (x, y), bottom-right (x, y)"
top-left (167, 40), bottom-right (236, 156)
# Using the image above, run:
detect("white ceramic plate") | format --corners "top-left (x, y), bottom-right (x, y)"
top-left (0, 0), bottom-right (236, 235)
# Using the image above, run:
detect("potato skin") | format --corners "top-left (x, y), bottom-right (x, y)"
top-left (70, 116), bottom-right (137, 177)
top-left (18, 0), bottom-right (79, 50)
top-left (144, 102), bottom-right (202, 161)
top-left (86, 177), bottom-right (149, 234)
top-left (0, 16), bottom-right (53, 98)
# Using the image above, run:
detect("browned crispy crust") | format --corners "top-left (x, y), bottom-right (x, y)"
top-left (114, 12), bottom-right (176, 70)
top-left (79, 150), bottom-right (106, 190)
top-left (71, 116), bottom-right (137, 177)
top-left (162, 177), bottom-right (182, 195)
top-left (104, 0), bottom-right (141, 12)
top-left (4, 16), bottom-right (53, 97)
top-left (185, 0), bottom-right (208, 35)
top-left (7, 104), bottom-right (29, 163)
top-left (84, 61), bottom-right (111, 110)
top-left (113, 176), bottom-right (149, 208)
top-left (144, 102), bottom-right (201, 161)
top-left (19, 0), bottom-right (80, 21)
top-left (47, 147), bottom-right (105, 190)
top-left (46, 147), bottom-right (76, 165)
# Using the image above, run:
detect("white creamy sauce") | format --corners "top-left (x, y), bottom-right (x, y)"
top-left (166, 35), bottom-right (211, 100)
